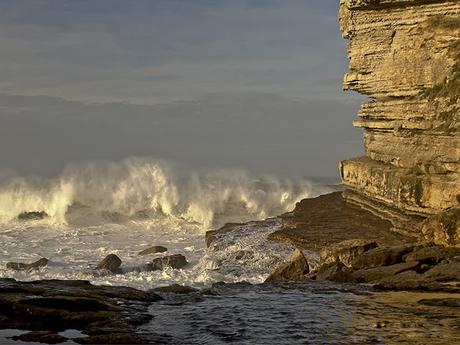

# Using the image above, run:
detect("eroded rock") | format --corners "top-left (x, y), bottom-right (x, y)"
top-left (265, 249), bottom-right (310, 283)
top-left (138, 245), bottom-right (168, 255)
top-left (320, 239), bottom-right (378, 267)
top-left (352, 261), bottom-right (420, 283)
top-left (404, 246), bottom-right (460, 265)
top-left (96, 254), bottom-right (122, 273)
top-left (351, 245), bottom-right (416, 270)
top-left (11, 331), bottom-right (67, 344)
top-left (315, 262), bottom-right (356, 283)
top-left (6, 257), bottom-right (48, 271)
top-left (421, 207), bottom-right (460, 246)
top-left (0, 278), bottom-right (161, 344)
top-left (147, 254), bottom-right (188, 271)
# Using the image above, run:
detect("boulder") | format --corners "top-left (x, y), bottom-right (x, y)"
top-left (315, 262), bottom-right (357, 283)
top-left (320, 239), bottom-right (378, 267)
top-left (265, 249), bottom-right (309, 283)
top-left (351, 244), bottom-right (418, 270)
top-left (404, 246), bottom-right (460, 265)
top-left (421, 207), bottom-right (460, 246)
top-left (352, 261), bottom-right (420, 283)
top-left (6, 258), bottom-right (48, 271)
top-left (147, 254), bottom-right (188, 271)
top-left (138, 246), bottom-right (168, 255)
top-left (96, 254), bottom-right (122, 273)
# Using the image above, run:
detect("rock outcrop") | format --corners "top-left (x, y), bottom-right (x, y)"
top-left (339, 0), bottom-right (460, 241)
top-left (265, 249), bottom-right (310, 283)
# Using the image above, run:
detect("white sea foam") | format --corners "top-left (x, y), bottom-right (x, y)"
top-left (0, 157), bottom-right (321, 229)
top-left (0, 157), bottom-right (331, 288)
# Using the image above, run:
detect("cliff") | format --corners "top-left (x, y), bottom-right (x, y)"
top-left (339, 0), bottom-right (460, 241)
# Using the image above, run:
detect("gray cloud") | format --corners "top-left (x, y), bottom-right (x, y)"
top-left (0, 92), bottom-right (362, 178)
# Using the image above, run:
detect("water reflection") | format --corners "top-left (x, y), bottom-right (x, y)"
top-left (146, 282), bottom-right (460, 344)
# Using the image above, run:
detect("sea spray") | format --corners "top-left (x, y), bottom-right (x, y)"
top-left (0, 157), bottom-right (323, 228)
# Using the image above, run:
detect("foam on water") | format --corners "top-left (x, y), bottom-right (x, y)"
top-left (0, 157), bottom-right (331, 288)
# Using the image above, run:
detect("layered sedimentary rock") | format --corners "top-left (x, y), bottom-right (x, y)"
top-left (339, 0), bottom-right (460, 233)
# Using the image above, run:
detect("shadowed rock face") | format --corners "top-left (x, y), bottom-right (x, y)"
top-left (0, 279), bottom-right (163, 344)
top-left (338, 0), bottom-right (460, 238)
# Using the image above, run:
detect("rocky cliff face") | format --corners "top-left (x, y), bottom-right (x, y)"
top-left (339, 0), bottom-right (460, 238)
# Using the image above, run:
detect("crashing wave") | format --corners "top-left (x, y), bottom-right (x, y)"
top-left (0, 157), bottom-right (326, 229)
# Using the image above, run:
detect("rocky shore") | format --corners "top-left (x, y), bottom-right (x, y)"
top-left (206, 191), bottom-right (460, 294)
top-left (0, 278), bottom-right (163, 344)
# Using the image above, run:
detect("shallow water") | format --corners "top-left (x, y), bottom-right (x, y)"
top-left (146, 283), bottom-right (460, 345)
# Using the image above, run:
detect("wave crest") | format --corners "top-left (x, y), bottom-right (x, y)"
top-left (0, 158), bottom-right (325, 228)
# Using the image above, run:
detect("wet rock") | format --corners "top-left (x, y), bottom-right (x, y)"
top-left (352, 261), bottom-right (420, 283)
top-left (418, 298), bottom-right (460, 307)
top-left (374, 271), bottom-right (444, 292)
top-left (17, 211), bottom-right (48, 221)
top-left (6, 257), bottom-right (48, 271)
top-left (404, 246), bottom-right (460, 265)
top-left (315, 262), bottom-right (357, 283)
top-left (265, 249), bottom-right (310, 283)
top-left (152, 284), bottom-right (198, 294)
top-left (11, 331), bottom-right (67, 344)
top-left (351, 244), bottom-right (418, 270)
top-left (75, 332), bottom-right (149, 344)
top-left (0, 278), bottom-right (161, 343)
top-left (147, 254), bottom-right (188, 271)
top-left (138, 245), bottom-right (167, 255)
top-left (423, 262), bottom-right (460, 282)
top-left (96, 254), bottom-right (122, 273)
top-left (320, 239), bottom-right (378, 267)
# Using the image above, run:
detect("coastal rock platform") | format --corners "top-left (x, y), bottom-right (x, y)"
top-left (267, 192), bottom-right (417, 251)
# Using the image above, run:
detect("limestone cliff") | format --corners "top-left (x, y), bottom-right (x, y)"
top-left (339, 0), bottom-right (460, 238)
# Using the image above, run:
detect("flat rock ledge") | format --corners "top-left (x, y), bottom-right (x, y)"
top-left (0, 279), bottom-right (165, 344)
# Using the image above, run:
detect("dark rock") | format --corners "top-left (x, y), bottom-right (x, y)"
top-left (418, 298), bottom-right (460, 307)
top-left (147, 254), bottom-right (188, 271)
top-left (152, 284), bottom-right (198, 294)
top-left (265, 249), bottom-right (310, 283)
top-left (351, 244), bottom-right (418, 269)
top-left (138, 245), bottom-right (168, 255)
top-left (11, 331), bottom-right (67, 344)
top-left (320, 239), bottom-right (378, 267)
top-left (352, 261), bottom-right (420, 283)
top-left (6, 257), bottom-right (48, 271)
top-left (267, 192), bottom-right (417, 251)
top-left (18, 211), bottom-right (48, 221)
top-left (20, 296), bottom-right (114, 312)
top-left (374, 271), bottom-right (444, 291)
top-left (423, 261), bottom-right (460, 282)
top-left (75, 332), bottom-right (149, 344)
top-left (0, 279), bottom-right (161, 343)
top-left (315, 262), bottom-right (357, 283)
top-left (96, 254), bottom-right (122, 273)
top-left (404, 246), bottom-right (460, 265)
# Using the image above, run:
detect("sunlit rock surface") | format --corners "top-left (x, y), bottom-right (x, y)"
top-left (339, 0), bottom-right (460, 237)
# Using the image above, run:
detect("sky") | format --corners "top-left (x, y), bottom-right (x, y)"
top-left (0, 0), bottom-right (364, 179)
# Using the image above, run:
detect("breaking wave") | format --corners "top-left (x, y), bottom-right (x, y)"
top-left (0, 157), bottom-right (325, 229)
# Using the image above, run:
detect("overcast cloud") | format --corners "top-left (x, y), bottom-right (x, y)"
top-left (0, 0), bottom-right (364, 179)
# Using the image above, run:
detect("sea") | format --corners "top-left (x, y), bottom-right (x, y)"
top-left (1, 157), bottom-right (459, 344)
